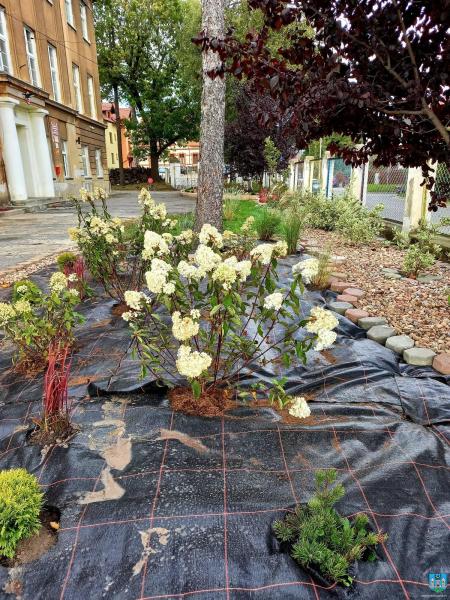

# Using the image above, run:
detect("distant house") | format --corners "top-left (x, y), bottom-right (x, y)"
top-left (101, 103), bottom-right (134, 170)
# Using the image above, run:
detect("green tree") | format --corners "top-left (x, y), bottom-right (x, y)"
top-left (94, 0), bottom-right (201, 180)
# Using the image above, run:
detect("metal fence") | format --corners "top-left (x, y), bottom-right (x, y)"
top-left (431, 163), bottom-right (450, 233)
top-left (365, 158), bottom-right (408, 223)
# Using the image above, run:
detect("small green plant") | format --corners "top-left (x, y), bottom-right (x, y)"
top-left (56, 252), bottom-right (77, 272)
top-left (12, 280), bottom-right (41, 304)
top-left (310, 247), bottom-right (333, 289)
top-left (281, 213), bottom-right (303, 254)
top-left (255, 208), bottom-right (281, 240)
top-left (392, 229), bottom-right (410, 250)
top-left (334, 191), bottom-right (384, 244)
top-left (273, 469), bottom-right (387, 587)
top-left (403, 245), bottom-right (435, 277)
top-left (399, 218), bottom-right (449, 277)
top-left (223, 197), bottom-right (241, 221)
top-left (0, 469), bottom-right (44, 559)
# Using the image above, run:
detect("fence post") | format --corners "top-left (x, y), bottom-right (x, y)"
top-left (289, 159), bottom-right (296, 191)
top-left (326, 158), bottom-right (334, 198)
top-left (302, 156), bottom-right (314, 192)
top-left (320, 152), bottom-right (330, 194)
top-left (402, 167), bottom-right (429, 232)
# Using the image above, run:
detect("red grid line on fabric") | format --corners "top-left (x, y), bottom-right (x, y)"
top-left (140, 411), bottom-right (175, 600)
top-left (432, 426), bottom-right (450, 447)
top-left (221, 417), bottom-right (230, 600)
top-left (277, 424), bottom-right (320, 600)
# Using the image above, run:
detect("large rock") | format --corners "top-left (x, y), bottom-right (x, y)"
top-left (345, 308), bottom-right (369, 323)
top-left (343, 287), bottom-right (365, 298)
top-left (367, 325), bottom-right (396, 345)
top-left (404, 347), bottom-right (436, 366)
top-left (358, 316), bottom-right (388, 330)
top-left (328, 301), bottom-right (353, 315)
top-left (432, 353), bottom-right (450, 375)
top-left (385, 335), bottom-right (415, 354)
top-left (330, 281), bottom-right (356, 293)
top-left (336, 294), bottom-right (358, 304)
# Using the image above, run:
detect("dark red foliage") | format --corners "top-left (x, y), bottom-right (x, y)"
top-left (43, 344), bottom-right (72, 420)
top-left (195, 0), bottom-right (450, 209)
top-left (64, 256), bottom-right (87, 300)
top-left (225, 84), bottom-right (297, 179)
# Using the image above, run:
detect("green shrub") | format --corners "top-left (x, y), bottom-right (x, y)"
top-left (309, 247), bottom-right (333, 289)
top-left (281, 213), bottom-right (303, 254)
top-left (403, 245), bottom-right (435, 277)
top-left (397, 218), bottom-right (449, 276)
top-left (12, 280), bottom-right (41, 304)
top-left (273, 469), bottom-right (386, 586)
top-left (0, 469), bottom-right (44, 559)
top-left (334, 192), bottom-right (384, 243)
top-left (255, 208), bottom-right (281, 240)
top-left (56, 252), bottom-right (77, 272)
top-left (280, 191), bottom-right (339, 230)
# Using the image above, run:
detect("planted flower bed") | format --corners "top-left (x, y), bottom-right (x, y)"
top-left (0, 189), bottom-right (448, 599)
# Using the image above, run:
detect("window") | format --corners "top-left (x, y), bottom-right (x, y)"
top-left (109, 131), bottom-right (113, 144)
top-left (111, 152), bottom-right (114, 165)
top-left (81, 146), bottom-right (91, 177)
top-left (0, 8), bottom-right (11, 73)
top-left (64, 0), bottom-right (74, 27)
top-left (95, 149), bottom-right (103, 178)
top-left (80, 2), bottom-right (89, 41)
top-left (48, 45), bottom-right (61, 102)
top-left (87, 75), bottom-right (96, 118)
top-left (24, 27), bottom-right (40, 87)
top-left (61, 140), bottom-right (70, 177)
top-left (72, 64), bottom-right (83, 112)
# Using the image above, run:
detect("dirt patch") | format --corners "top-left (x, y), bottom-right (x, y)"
top-left (320, 349), bottom-right (338, 365)
top-left (0, 506), bottom-right (60, 568)
top-left (111, 302), bottom-right (128, 317)
top-left (27, 419), bottom-right (78, 447)
top-left (132, 526), bottom-right (171, 576)
top-left (168, 386), bottom-right (235, 417)
top-left (79, 467), bottom-right (125, 504)
top-left (103, 436), bottom-right (132, 470)
top-left (157, 429), bottom-right (209, 454)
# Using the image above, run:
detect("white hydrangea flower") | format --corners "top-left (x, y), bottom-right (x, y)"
top-left (142, 231), bottom-right (169, 260)
top-left (176, 229), bottom-right (194, 245)
top-left (67, 274), bottom-right (78, 283)
top-left (199, 224), bottom-right (223, 248)
top-left (13, 299), bottom-right (31, 314)
top-left (212, 261), bottom-right (238, 291)
top-left (145, 259), bottom-right (172, 294)
top-left (176, 345), bottom-right (212, 379)
top-left (138, 188), bottom-right (154, 207)
top-left (177, 260), bottom-right (205, 282)
top-left (16, 285), bottom-right (29, 295)
top-left (288, 397), bottom-right (311, 419)
top-left (68, 289), bottom-right (80, 298)
top-left (124, 290), bottom-right (146, 311)
top-left (273, 240), bottom-right (288, 257)
top-left (250, 243), bottom-right (274, 265)
top-left (172, 311), bottom-right (200, 341)
top-left (314, 329), bottom-right (337, 351)
top-left (190, 309), bottom-right (201, 320)
top-left (105, 233), bottom-right (117, 244)
top-left (264, 292), bottom-right (283, 311)
top-left (148, 202), bottom-right (167, 220)
top-left (240, 216), bottom-right (255, 234)
top-left (234, 259), bottom-right (252, 282)
top-left (194, 244), bottom-right (222, 272)
top-left (0, 302), bottom-right (15, 326)
top-left (50, 272), bottom-right (68, 293)
top-left (292, 258), bottom-right (320, 283)
top-left (122, 311), bottom-right (135, 322)
top-left (163, 282), bottom-right (175, 295)
top-left (306, 307), bottom-right (339, 335)
top-left (79, 188), bottom-right (90, 202)
top-left (68, 227), bottom-right (82, 241)
top-left (162, 233), bottom-right (173, 244)
top-left (93, 187), bottom-right (108, 201)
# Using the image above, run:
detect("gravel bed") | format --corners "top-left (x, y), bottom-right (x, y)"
top-left (304, 228), bottom-right (450, 354)
top-left (0, 253), bottom-right (60, 287)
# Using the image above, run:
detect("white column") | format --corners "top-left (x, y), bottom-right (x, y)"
top-left (0, 98), bottom-right (28, 202)
top-left (302, 156), bottom-right (314, 192)
top-left (320, 151), bottom-right (330, 194)
top-left (29, 109), bottom-right (55, 198)
top-left (402, 167), bottom-right (426, 232)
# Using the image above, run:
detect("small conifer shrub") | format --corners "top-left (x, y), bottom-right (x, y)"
top-left (0, 469), bottom-right (44, 558)
top-left (273, 469), bottom-right (387, 586)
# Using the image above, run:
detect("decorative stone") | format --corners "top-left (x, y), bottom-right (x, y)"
top-left (345, 308), bottom-right (369, 323)
top-left (336, 294), bottom-right (358, 304)
top-left (383, 272), bottom-right (403, 280)
top-left (385, 335), bottom-right (415, 354)
top-left (381, 267), bottom-right (400, 274)
top-left (358, 316), bottom-right (388, 330)
top-left (328, 301), bottom-right (353, 315)
top-left (330, 255), bottom-right (347, 264)
top-left (404, 347), bottom-right (436, 366)
top-left (330, 281), bottom-right (356, 293)
top-left (433, 353), bottom-right (450, 375)
top-left (343, 287), bottom-right (365, 298)
top-left (417, 274), bottom-right (442, 284)
top-left (330, 271), bottom-right (347, 280)
top-left (367, 325), bottom-right (396, 345)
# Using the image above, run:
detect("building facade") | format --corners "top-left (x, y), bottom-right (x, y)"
top-left (102, 103), bottom-right (133, 171)
top-left (0, 0), bottom-right (107, 208)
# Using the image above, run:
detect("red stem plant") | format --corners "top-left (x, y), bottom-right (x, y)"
top-left (41, 343), bottom-right (73, 433)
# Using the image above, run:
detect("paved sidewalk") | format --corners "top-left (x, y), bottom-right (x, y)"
top-left (0, 191), bottom-right (195, 273)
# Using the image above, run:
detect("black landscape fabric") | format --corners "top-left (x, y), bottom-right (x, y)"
top-left (0, 259), bottom-right (449, 600)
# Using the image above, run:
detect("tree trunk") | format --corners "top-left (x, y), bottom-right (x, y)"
top-left (113, 84), bottom-right (125, 186)
top-left (195, 0), bottom-right (225, 231)
top-left (149, 139), bottom-right (161, 181)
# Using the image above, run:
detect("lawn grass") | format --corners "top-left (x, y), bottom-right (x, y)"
top-left (367, 183), bottom-right (399, 193)
top-left (112, 181), bottom-right (174, 192)
top-left (223, 199), bottom-right (262, 233)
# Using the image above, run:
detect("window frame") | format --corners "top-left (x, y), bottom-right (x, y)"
top-left (61, 140), bottom-right (70, 178)
top-left (64, 0), bottom-right (75, 28)
top-left (87, 74), bottom-right (96, 118)
top-left (95, 149), bottom-right (104, 178)
top-left (24, 27), bottom-right (40, 87)
top-left (80, 2), bottom-right (89, 41)
top-left (0, 7), bottom-right (11, 73)
top-left (81, 145), bottom-right (91, 178)
top-left (72, 63), bottom-right (83, 113)
top-left (47, 44), bottom-right (61, 102)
